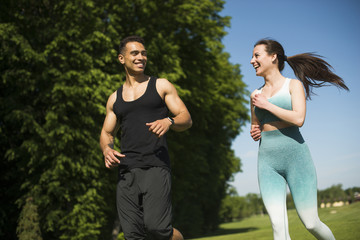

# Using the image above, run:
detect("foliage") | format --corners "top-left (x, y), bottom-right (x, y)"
top-left (1, 0), bottom-right (124, 239)
top-left (318, 184), bottom-right (348, 203)
top-left (344, 187), bottom-right (360, 203)
top-left (117, 232), bottom-right (125, 240)
top-left (219, 188), bottom-right (265, 222)
top-left (16, 197), bottom-right (43, 240)
top-left (1, 0), bottom-right (248, 239)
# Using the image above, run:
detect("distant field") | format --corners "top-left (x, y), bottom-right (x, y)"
top-left (188, 202), bottom-right (360, 240)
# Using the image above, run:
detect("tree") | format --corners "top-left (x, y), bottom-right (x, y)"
top-left (246, 193), bottom-right (265, 215)
top-left (345, 187), bottom-right (360, 203)
top-left (1, 1), bottom-right (119, 239)
top-left (16, 197), bottom-right (43, 240)
top-left (219, 190), bottom-right (266, 223)
top-left (318, 184), bottom-right (347, 204)
top-left (1, 0), bottom-right (248, 238)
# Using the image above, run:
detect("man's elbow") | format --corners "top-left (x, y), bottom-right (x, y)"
top-left (179, 118), bottom-right (192, 131)
top-left (181, 112), bottom-right (192, 130)
top-left (174, 116), bottom-right (192, 132)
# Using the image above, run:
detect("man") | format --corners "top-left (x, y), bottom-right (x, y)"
top-left (100, 36), bottom-right (192, 240)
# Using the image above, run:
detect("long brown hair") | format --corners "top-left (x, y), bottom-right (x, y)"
top-left (255, 39), bottom-right (349, 99)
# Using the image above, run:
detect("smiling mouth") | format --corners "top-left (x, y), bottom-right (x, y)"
top-left (135, 63), bottom-right (145, 68)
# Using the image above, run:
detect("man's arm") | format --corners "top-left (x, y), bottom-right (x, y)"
top-left (99, 91), bottom-right (125, 168)
top-left (146, 78), bottom-right (192, 137)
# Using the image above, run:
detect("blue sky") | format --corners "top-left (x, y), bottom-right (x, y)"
top-left (220, 0), bottom-right (360, 196)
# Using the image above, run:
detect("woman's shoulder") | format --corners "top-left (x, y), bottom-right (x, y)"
top-left (251, 88), bottom-right (261, 98)
top-left (288, 78), bottom-right (303, 88)
top-left (251, 84), bottom-right (264, 98)
top-left (288, 78), bottom-right (305, 96)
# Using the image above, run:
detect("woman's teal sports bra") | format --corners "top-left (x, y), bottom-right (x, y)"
top-left (254, 78), bottom-right (292, 125)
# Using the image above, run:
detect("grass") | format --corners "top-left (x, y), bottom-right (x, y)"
top-left (188, 202), bottom-right (360, 240)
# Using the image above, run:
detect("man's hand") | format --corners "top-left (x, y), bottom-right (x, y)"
top-left (103, 148), bottom-right (125, 169)
top-left (250, 125), bottom-right (262, 141)
top-left (146, 118), bottom-right (172, 137)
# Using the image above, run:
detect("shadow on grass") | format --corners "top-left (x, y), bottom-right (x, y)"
top-left (200, 227), bottom-right (258, 238)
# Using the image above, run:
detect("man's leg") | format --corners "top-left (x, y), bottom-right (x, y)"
top-left (116, 170), bottom-right (146, 240)
top-left (171, 228), bottom-right (184, 240)
top-left (141, 167), bottom-right (175, 240)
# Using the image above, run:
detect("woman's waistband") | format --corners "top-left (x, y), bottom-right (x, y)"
top-left (262, 121), bottom-right (294, 132)
top-left (261, 126), bottom-right (305, 144)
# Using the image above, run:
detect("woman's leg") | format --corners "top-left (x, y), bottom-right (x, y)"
top-left (287, 144), bottom-right (335, 240)
top-left (259, 158), bottom-right (291, 240)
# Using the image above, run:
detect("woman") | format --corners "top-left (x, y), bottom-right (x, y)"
top-left (250, 39), bottom-right (348, 240)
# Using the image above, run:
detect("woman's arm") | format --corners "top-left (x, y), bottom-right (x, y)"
top-left (250, 90), bottom-right (262, 141)
top-left (252, 79), bottom-right (306, 127)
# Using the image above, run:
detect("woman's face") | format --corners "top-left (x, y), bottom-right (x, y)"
top-left (250, 44), bottom-right (275, 77)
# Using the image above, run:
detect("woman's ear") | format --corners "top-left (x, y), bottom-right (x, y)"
top-left (272, 53), bottom-right (278, 63)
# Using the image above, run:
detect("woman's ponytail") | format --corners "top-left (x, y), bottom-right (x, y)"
top-left (287, 53), bottom-right (349, 99)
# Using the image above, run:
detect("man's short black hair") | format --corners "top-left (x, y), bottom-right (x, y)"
top-left (119, 36), bottom-right (145, 54)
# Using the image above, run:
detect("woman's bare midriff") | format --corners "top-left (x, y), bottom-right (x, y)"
top-left (262, 121), bottom-right (294, 132)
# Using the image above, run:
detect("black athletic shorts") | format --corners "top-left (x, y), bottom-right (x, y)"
top-left (116, 167), bottom-right (173, 240)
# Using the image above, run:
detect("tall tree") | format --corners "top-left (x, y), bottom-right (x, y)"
top-left (16, 197), bottom-right (43, 240)
top-left (0, 0), bottom-right (248, 238)
top-left (1, 1), bottom-right (119, 239)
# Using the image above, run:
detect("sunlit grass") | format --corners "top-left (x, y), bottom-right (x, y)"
top-left (188, 202), bottom-right (360, 240)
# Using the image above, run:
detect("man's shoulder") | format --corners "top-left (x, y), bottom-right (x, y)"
top-left (156, 77), bottom-right (175, 90)
top-left (108, 89), bottom-right (119, 106)
top-left (155, 77), bottom-right (170, 84)
top-left (154, 77), bottom-right (175, 97)
top-left (156, 77), bottom-right (176, 88)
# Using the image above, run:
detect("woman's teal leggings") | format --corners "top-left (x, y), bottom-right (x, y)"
top-left (258, 126), bottom-right (335, 240)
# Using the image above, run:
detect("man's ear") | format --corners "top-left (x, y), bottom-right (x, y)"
top-left (118, 54), bottom-right (125, 64)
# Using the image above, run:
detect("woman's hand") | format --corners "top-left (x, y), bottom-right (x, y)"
top-left (252, 93), bottom-right (269, 110)
top-left (250, 124), bottom-right (262, 141)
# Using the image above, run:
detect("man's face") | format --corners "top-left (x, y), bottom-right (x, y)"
top-left (118, 42), bottom-right (147, 74)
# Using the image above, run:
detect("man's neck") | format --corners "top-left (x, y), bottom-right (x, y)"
top-left (125, 73), bottom-right (149, 87)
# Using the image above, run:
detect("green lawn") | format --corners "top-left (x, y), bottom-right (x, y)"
top-left (188, 202), bottom-right (360, 240)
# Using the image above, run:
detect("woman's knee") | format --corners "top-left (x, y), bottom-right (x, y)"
top-left (302, 217), bottom-right (321, 232)
top-left (270, 215), bottom-right (287, 232)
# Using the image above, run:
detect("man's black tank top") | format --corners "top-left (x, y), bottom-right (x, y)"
top-left (113, 76), bottom-right (170, 173)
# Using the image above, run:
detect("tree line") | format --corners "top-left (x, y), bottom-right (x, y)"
top-left (0, 0), bottom-right (249, 239)
top-left (219, 184), bottom-right (360, 223)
